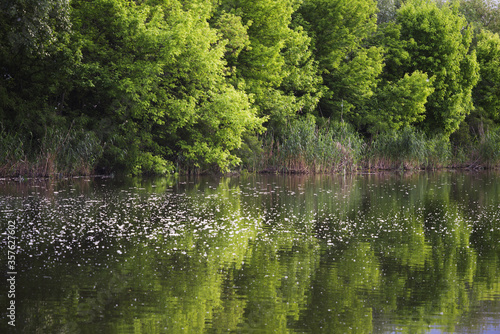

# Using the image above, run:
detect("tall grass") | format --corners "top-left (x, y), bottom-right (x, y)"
top-left (258, 116), bottom-right (364, 173)
top-left (38, 127), bottom-right (104, 176)
top-left (369, 127), bottom-right (451, 170)
top-left (477, 127), bottom-right (500, 167)
top-left (448, 125), bottom-right (500, 169)
top-left (0, 125), bottom-right (103, 177)
top-left (0, 127), bottom-right (28, 176)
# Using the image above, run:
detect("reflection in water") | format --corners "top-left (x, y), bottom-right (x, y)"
top-left (0, 172), bottom-right (499, 333)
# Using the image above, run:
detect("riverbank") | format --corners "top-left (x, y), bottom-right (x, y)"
top-left (1, 160), bottom-right (497, 180)
top-left (2, 120), bottom-right (499, 178)
top-left (241, 122), bottom-right (500, 175)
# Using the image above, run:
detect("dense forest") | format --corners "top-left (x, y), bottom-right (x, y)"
top-left (1, 0), bottom-right (500, 176)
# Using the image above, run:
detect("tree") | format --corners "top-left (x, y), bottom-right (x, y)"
top-left (473, 30), bottom-right (500, 123)
top-left (298, 0), bottom-right (384, 123)
top-left (0, 0), bottom-right (74, 137)
top-left (69, 0), bottom-right (264, 173)
top-left (376, 0), bottom-right (401, 24)
top-left (368, 71), bottom-right (435, 133)
top-left (216, 0), bottom-right (322, 124)
top-left (393, 0), bottom-right (479, 136)
top-left (460, 0), bottom-right (500, 34)
top-left (353, 22), bottom-right (435, 134)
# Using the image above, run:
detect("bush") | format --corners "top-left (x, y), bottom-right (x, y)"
top-left (133, 152), bottom-right (175, 176)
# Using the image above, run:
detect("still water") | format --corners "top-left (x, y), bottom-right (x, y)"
top-left (0, 171), bottom-right (499, 333)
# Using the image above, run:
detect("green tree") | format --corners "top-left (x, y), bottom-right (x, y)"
top-left (350, 18), bottom-right (435, 135)
top-left (69, 0), bottom-right (264, 173)
top-left (298, 0), bottom-right (384, 124)
top-left (394, 0), bottom-right (479, 136)
top-left (217, 0), bottom-right (322, 124)
top-left (376, 0), bottom-right (401, 24)
top-left (0, 0), bottom-right (74, 137)
top-left (472, 30), bottom-right (500, 123)
top-left (367, 71), bottom-right (435, 133)
top-left (460, 0), bottom-right (500, 34)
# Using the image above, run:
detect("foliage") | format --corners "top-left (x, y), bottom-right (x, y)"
top-left (39, 126), bottom-right (104, 175)
top-left (0, 123), bottom-right (103, 176)
top-left (365, 70), bottom-right (435, 134)
top-left (69, 0), bottom-right (265, 173)
top-left (299, 0), bottom-right (383, 122)
top-left (2, 0), bottom-right (500, 175)
top-left (0, 0), bottom-right (71, 57)
top-left (133, 152), bottom-right (175, 176)
top-left (0, 126), bottom-right (26, 176)
top-left (394, 0), bottom-right (480, 136)
top-left (377, 0), bottom-right (402, 24)
top-left (473, 30), bottom-right (500, 123)
top-left (212, 11), bottom-right (251, 69)
top-left (477, 127), bottom-right (500, 166)
top-left (218, 0), bottom-right (323, 123)
top-left (0, 0), bottom-right (76, 140)
top-left (460, 0), bottom-right (500, 34)
top-left (425, 134), bottom-right (452, 168)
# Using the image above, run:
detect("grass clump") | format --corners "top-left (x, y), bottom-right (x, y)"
top-left (38, 127), bottom-right (104, 176)
top-left (477, 127), bottom-right (500, 167)
top-left (0, 124), bottom-right (104, 177)
top-left (0, 127), bottom-right (27, 176)
top-left (258, 116), bottom-right (364, 173)
top-left (369, 127), bottom-right (451, 170)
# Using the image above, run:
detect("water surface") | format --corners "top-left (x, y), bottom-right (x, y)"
top-left (1, 172), bottom-right (499, 333)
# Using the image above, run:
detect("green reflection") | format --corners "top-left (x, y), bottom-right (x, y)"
top-left (0, 172), bottom-right (499, 333)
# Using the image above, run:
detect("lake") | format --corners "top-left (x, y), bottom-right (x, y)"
top-left (1, 171), bottom-right (499, 333)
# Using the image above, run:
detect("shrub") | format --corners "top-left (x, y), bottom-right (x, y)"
top-left (133, 152), bottom-right (175, 176)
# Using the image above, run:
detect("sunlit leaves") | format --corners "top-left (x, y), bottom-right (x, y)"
top-left (219, 0), bottom-right (322, 122)
top-left (369, 71), bottom-right (435, 133)
top-left (299, 0), bottom-right (383, 121)
top-left (70, 0), bottom-right (265, 173)
top-left (474, 30), bottom-right (500, 122)
top-left (395, 0), bottom-right (480, 135)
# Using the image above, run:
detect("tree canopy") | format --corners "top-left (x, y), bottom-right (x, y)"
top-left (1, 0), bottom-right (500, 174)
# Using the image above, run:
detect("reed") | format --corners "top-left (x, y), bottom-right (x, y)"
top-left (0, 125), bottom-right (103, 177)
top-left (477, 127), bottom-right (500, 167)
top-left (425, 135), bottom-right (451, 169)
top-left (369, 127), bottom-right (451, 170)
top-left (448, 125), bottom-right (500, 169)
top-left (0, 127), bottom-right (27, 176)
top-left (258, 117), bottom-right (364, 173)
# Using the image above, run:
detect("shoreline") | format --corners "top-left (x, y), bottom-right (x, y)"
top-left (0, 164), bottom-right (498, 182)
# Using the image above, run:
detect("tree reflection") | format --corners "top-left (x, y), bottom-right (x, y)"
top-left (1, 172), bottom-right (499, 333)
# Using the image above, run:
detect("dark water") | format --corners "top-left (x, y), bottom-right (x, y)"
top-left (0, 172), bottom-right (499, 333)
